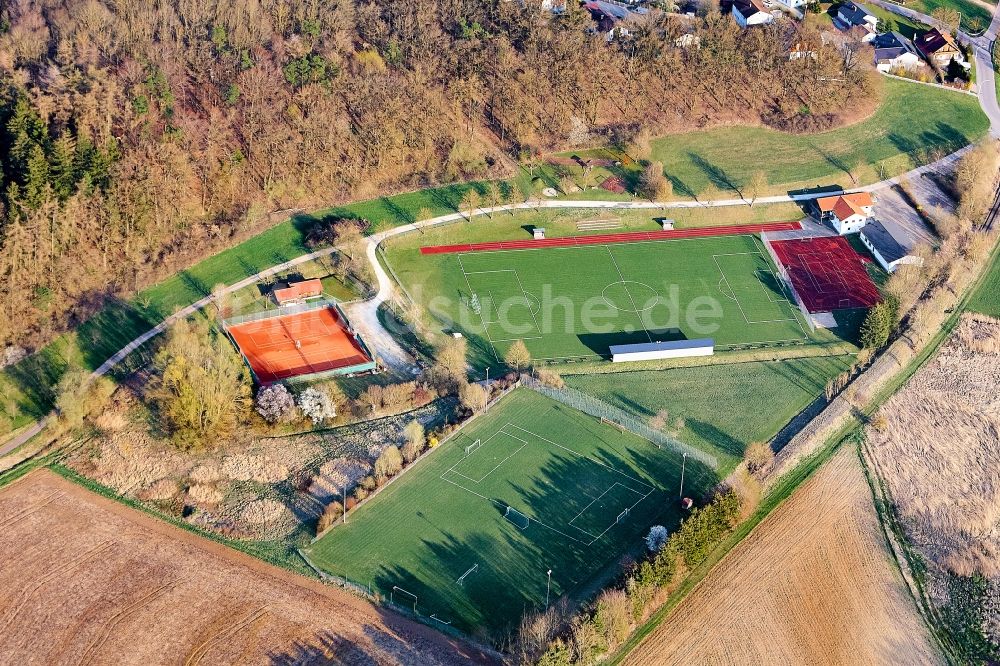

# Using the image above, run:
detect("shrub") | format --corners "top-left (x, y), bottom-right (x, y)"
top-left (744, 441), bottom-right (774, 473)
top-left (359, 384), bottom-right (384, 414)
top-left (374, 445), bottom-right (403, 483)
top-left (645, 525), bottom-right (669, 553)
top-left (537, 639), bottom-right (573, 666)
top-left (360, 475), bottom-right (377, 491)
top-left (504, 339), bottom-right (532, 371)
top-left (593, 589), bottom-right (631, 649)
top-left (298, 387), bottom-right (336, 424)
top-left (316, 501), bottom-right (343, 534)
top-left (382, 381), bottom-right (415, 410)
top-left (353, 486), bottom-right (370, 501)
top-left (255, 384), bottom-right (296, 424)
top-left (402, 420), bottom-right (425, 461)
top-left (345, 496), bottom-right (358, 511)
top-left (459, 382), bottom-right (488, 413)
top-left (638, 161), bottom-right (670, 200)
top-left (859, 295), bottom-right (900, 349)
top-left (649, 409), bottom-right (670, 431)
top-left (534, 367), bottom-right (565, 388)
top-left (55, 369), bottom-right (114, 430)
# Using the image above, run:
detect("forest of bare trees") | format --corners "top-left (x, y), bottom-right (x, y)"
top-left (0, 0), bottom-right (878, 350)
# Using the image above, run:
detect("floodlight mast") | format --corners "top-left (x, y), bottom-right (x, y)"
top-left (679, 452), bottom-right (688, 499)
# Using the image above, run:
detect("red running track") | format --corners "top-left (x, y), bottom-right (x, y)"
top-left (419, 221), bottom-right (802, 255)
top-left (769, 236), bottom-right (881, 313)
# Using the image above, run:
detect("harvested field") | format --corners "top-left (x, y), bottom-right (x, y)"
top-left (623, 447), bottom-right (941, 666)
top-left (0, 470), bottom-right (495, 665)
top-left (864, 314), bottom-right (1000, 657)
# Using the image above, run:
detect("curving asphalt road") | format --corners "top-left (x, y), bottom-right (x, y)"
top-left (0, 116), bottom-right (994, 458)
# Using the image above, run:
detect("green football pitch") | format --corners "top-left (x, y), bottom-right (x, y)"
top-left (411, 234), bottom-right (811, 362)
top-left (305, 388), bottom-right (714, 637)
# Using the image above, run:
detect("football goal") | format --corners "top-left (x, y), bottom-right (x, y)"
top-left (616, 508), bottom-right (630, 524)
top-left (465, 439), bottom-right (482, 457)
top-left (504, 506), bottom-right (530, 530)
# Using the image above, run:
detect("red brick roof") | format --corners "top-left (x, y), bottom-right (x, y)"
top-left (273, 278), bottom-right (323, 304)
top-left (817, 192), bottom-right (874, 221)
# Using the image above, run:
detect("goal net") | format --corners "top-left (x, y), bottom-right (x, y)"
top-left (504, 506), bottom-right (530, 530)
top-left (465, 439), bottom-right (482, 457)
top-left (616, 508), bottom-right (630, 524)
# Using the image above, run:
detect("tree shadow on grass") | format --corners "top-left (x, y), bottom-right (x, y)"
top-left (687, 152), bottom-right (743, 197)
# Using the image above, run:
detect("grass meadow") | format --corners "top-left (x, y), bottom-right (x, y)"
top-left (0, 79), bottom-right (980, 438)
top-left (306, 388), bottom-right (710, 637)
top-left (564, 355), bottom-right (855, 472)
top-left (647, 79), bottom-right (988, 199)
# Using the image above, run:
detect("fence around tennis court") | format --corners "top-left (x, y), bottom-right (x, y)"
top-left (524, 379), bottom-right (718, 470)
top-left (759, 232), bottom-right (817, 332)
top-left (222, 296), bottom-right (343, 328)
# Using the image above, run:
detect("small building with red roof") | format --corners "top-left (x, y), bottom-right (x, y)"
top-left (272, 278), bottom-right (323, 305)
top-left (816, 192), bottom-right (874, 235)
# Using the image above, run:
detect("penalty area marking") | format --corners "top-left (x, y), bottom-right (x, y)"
top-left (456, 563), bottom-right (479, 585)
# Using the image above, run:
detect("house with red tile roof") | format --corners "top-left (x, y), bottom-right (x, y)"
top-left (816, 192), bottom-right (874, 234)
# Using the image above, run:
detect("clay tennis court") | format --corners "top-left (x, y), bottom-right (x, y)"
top-left (227, 306), bottom-right (373, 383)
top-left (769, 236), bottom-right (881, 312)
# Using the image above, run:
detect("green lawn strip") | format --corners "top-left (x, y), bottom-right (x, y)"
top-left (385, 231), bottom-right (843, 369)
top-left (47, 463), bottom-right (313, 576)
top-left (563, 355), bottom-right (854, 473)
top-left (869, 4), bottom-right (930, 40)
top-left (306, 388), bottom-right (710, 638)
top-left (907, 0), bottom-right (994, 33)
top-left (649, 78), bottom-right (988, 198)
top-left (0, 80), bottom-right (985, 436)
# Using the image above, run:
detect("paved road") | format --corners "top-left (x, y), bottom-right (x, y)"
top-left (0, 145), bottom-right (983, 458)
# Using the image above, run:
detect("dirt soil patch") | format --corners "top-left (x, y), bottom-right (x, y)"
top-left (0, 470), bottom-right (495, 665)
top-left (622, 447), bottom-right (941, 665)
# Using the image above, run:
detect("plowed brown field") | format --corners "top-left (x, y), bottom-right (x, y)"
top-left (622, 448), bottom-right (941, 665)
top-left (0, 470), bottom-right (495, 665)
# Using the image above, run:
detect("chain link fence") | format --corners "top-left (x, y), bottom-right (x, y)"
top-left (222, 296), bottom-right (343, 328)
top-left (524, 379), bottom-right (718, 470)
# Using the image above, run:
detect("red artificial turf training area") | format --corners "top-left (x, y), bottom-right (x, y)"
top-left (227, 306), bottom-right (372, 383)
top-left (419, 221), bottom-right (801, 254)
top-left (769, 236), bottom-right (881, 313)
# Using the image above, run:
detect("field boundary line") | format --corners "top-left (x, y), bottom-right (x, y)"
top-left (310, 383), bottom-right (522, 543)
top-left (604, 246), bottom-right (653, 342)
top-left (457, 254), bottom-right (501, 362)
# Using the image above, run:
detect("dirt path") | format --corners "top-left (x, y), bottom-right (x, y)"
top-left (622, 447), bottom-right (942, 665)
top-left (0, 470), bottom-right (498, 665)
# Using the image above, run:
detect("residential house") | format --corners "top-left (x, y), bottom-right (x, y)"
top-left (774, 0), bottom-right (807, 12)
top-left (816, 192), bottom-right (875, 234)
top-left (583, 1), bottom-right (644, 40)
top-left (732, 0), bottom-right (774, 27)
top-left (835, 1), bottom-right (878, 41)
top-left (914, 28), bottom-right (965, 68)
top-left (860, 219), bottom-right (924, 272)
top-left (872, 31), bottom-right (924, 72)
